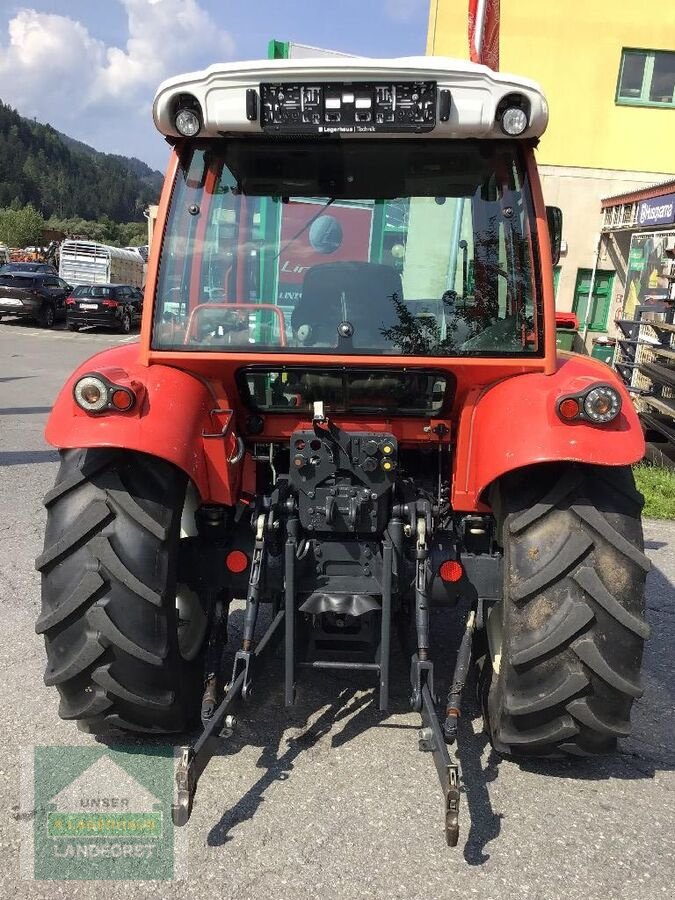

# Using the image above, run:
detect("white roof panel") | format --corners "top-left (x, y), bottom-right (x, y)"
top-left (154, 56), bottom-right (548, 141)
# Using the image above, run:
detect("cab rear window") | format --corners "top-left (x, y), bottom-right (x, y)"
top-left (238, 366), bottom-right (452, 416)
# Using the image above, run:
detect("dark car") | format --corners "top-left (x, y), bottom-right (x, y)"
top-left (65, 283), bottom-right (143, 333)
top-left (0, 262), bottom-right (59, 275)
top-left (0, 272), bottom-right (71, 327)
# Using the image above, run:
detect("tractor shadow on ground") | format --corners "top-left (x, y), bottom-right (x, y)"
top-left (95, 600), bottom-right (504, 861)
top-left (200, 603), bottom-right (506, 863)
top-left (201, 600), bottom-right (421, 848)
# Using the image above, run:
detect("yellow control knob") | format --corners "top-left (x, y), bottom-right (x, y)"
top-left (382, 443), bottom-right (394, 455)
top-left (382, 459), bottom-right (393, 471)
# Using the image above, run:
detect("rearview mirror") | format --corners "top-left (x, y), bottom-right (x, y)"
top-left (546, 206), bottom-right (563, 266)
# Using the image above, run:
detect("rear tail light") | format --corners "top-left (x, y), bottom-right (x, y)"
top-left (226, 550), bottom-right (249, 574)
top-left (65, 296), bottom-right (76, 306)
top-left (73, 376), bottom-right (109, 412)
top-left (102, 299), bottom-right (119, 308)
top-left (73, 373), bottom-right (138, 414)
top-left (556, 384), bottom-right (621, 425)
top-left (583, 386), bottom-right (621, 423)
top-left (439, 560), bottom-right (464, 583)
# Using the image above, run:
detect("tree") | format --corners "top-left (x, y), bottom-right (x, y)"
top-left (0, 204), bottom-right (45, 246)
top-left (0, 99), bottom-right (161, 222)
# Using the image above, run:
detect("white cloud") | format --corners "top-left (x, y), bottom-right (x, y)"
top-left (383, 0), bottom-right (428, 24)
top-left (0, 10), bottom-right (105, 115)
top-left (97, 0), bottom-right (235, 99)
top-left (0, 1), bottom-right (234, 164)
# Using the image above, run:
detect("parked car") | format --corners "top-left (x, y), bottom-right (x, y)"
top-left (65, 283), bottom-right (143, 333)
top-left (0, 261), bottom-right (59, 275)
top-left (0, 272), bottom-right (71, 327)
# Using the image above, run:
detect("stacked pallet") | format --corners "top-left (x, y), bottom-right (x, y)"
top-left (614, 304), bottom-right (675, 466)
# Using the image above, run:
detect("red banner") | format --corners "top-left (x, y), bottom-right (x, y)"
top-left (276, 201), bottom-right (373, 305)
top-left (468, 0), bottom-right (500, 70)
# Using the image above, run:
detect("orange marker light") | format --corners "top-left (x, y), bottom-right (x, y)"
top-left (226, 550), bottom-right (249, 574)
top-left (439, 560), bottom-right (463, 583)
top-left (558, 398), bottom-right (580, 420)
top-left (111, 389), bottom-right (134, 411)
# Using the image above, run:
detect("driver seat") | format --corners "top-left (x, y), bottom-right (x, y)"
top-left (292, 261), bottom-right (403, 347)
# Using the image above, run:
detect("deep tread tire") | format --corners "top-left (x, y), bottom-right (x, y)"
top-left (36, 449), bottom-right (204, 733)
top-left (482, 464), bottom-right (650, 758)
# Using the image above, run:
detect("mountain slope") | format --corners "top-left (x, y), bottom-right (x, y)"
top-left (0, 100), bottom-right (163, 222)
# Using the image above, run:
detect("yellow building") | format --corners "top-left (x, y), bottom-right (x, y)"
top-left (427, 0), bottom-right (675, 337)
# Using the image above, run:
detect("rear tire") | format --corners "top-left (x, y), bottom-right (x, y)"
top-left (480, 464), bottom-right (650, 758)
top-left (39, 303), bottom-right (55, 328)
top-left (36, 449), bottom-right (206, 733)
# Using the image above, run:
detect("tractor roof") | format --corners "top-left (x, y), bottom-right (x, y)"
top-left (154, 56), bottom-right (548, 142)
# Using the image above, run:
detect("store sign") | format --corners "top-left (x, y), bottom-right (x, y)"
top-left (637, 193), bottom-right (675, 227)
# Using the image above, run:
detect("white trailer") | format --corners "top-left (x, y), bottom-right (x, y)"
top-left (59, 240), bottom-right (144, 287)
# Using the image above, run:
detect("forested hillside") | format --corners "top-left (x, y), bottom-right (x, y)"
top-left (0, 100), bottom-right (163, 222)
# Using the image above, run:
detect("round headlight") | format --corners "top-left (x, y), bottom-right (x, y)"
top-left (583, 386), bottom-right (621, 423)
top-left (175, 108), bottom-right (201, 137)
top-left (501, 107), bottom-right (528, 136)
top-left (74, 375), bottom-right (109, 412)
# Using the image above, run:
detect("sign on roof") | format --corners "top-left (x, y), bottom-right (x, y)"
top-left (637, 193), bottom-right (675, 228)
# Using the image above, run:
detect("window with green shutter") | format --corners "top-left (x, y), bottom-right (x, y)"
top-left (572, 269), bottom-right (614, 332)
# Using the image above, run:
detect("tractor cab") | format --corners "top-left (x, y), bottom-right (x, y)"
top-left (148, 57), bottom-right (553, 377)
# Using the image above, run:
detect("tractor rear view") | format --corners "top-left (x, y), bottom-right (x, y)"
top-left (37, 56), bottom-right (649, 846)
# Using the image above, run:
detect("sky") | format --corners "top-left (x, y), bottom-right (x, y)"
top-left (0, 0), bottom-right (430, 170)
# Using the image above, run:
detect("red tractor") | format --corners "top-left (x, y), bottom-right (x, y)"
top-left (37, 56), bottom-right (649, 845)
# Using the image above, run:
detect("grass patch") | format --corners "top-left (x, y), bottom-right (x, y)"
top-left (633, 463), bottom-right (675, 520)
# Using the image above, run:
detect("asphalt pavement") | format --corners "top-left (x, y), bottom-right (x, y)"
top-left (0, 316), bottom-right (674, 899)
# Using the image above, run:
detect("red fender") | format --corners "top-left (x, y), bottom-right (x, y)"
top-left (45, 344), bottom-right (241, 504)
top-left (452, 353), bottom-right (645, 511)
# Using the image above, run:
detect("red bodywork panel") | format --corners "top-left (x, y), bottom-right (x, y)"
top-left (452, 352), bottom-right (644, 510)
top-left (45, 344), bottom-right (243, 505)
top-left (46, 344), bottom-right (644, 513)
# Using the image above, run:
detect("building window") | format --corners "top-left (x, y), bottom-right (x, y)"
top-left (617, 49), bottom-right (675, 108)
